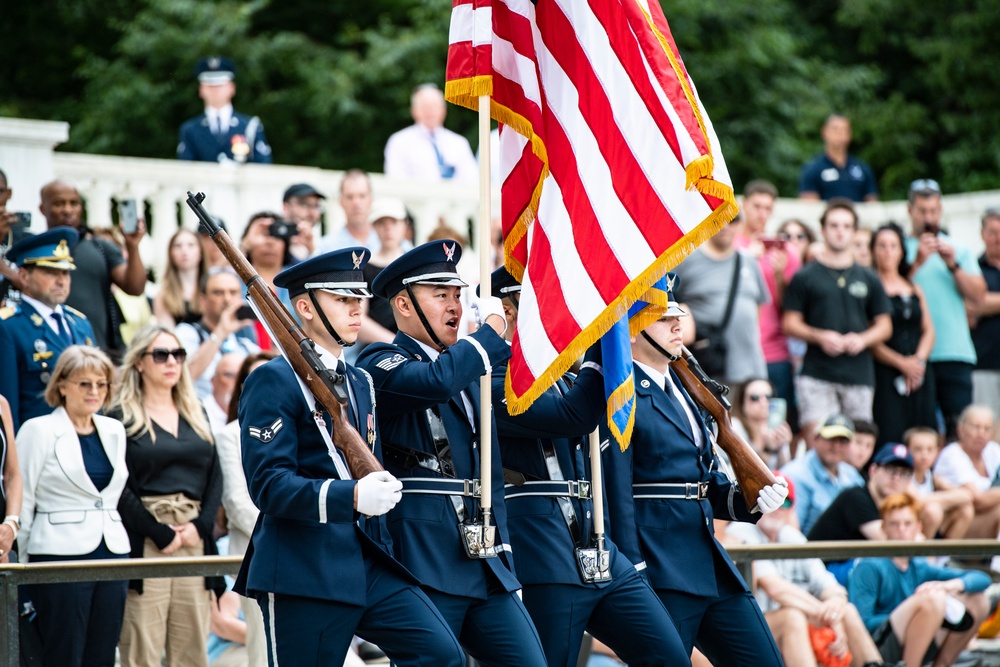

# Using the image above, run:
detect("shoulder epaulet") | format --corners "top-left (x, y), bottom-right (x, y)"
top-left (63, 305), bottom-right (87, 318)
top-left (0, 305), bottom-right (16, 320)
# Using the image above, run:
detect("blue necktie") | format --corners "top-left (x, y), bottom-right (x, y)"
top-left (429, 131), bottom-right (455, 179)
top-left (51, 312), bottom-right (72, 345)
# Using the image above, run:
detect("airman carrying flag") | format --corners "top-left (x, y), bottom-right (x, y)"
top-left (446, 0), bottom-right (738, 444)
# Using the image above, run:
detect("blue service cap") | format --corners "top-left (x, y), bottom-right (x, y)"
top-left (195, 56), bottom-right (236, 85)
top-left (872, 443), bottom-right (914, 469)
top-left (371, 239), bottom-right (467, 299)
top-left (274, 247), bottom-right (373, 299)
top-left (475, 266), bottom-right (521, 299)
top-left (6, 227), bottom-right (78, 270)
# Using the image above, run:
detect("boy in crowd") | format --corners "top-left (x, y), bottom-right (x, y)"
top-left (905, 427), bottom-right (974, 540)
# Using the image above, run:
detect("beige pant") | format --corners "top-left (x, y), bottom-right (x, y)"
top-left (119, 494), bottom-right (211, 667)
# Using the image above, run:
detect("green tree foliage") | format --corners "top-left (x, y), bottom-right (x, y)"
top-left (0, 0), bottom-right (997, 199)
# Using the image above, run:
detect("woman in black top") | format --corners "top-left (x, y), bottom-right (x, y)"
top-left (0, 395), bottom-right (21, 563)
top-left (112, 325), bottom-right (222, 667)
top-left (870, 223), bottom-right (937, 445)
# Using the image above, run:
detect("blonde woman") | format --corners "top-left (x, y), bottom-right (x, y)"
top-left (152, 228), bottom-right (206, 327)
top-left (112, 325), bottom-right (223, 667)
top-left (16, 346), bottom-right (126, 667)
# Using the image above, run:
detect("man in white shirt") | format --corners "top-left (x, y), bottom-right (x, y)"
top-left (383, 84), bottom-right (478, 184)
top-left (203, 352), bottom-right (245, 433)
top-left (315, 170), bottom-right (381, 255)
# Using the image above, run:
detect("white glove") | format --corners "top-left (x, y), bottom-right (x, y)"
top-left (757, 481), bottom-right (788, 514)
top-left (472, 296), bottom-right (507, 334)
top-left (355, 471), bottom-right (403, 517)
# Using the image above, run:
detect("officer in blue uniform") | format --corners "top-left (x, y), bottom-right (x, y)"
top-left (177, 56), bottom-right (273, 164)
top-left (0, 228), bottom-right (94, 430)
top-left (356, 240), bottom-right (547, 667)
top-left (483, 267), bottom-right (690, 667)
top-left (602, 274), bottom-right (788, 666)
top-left (236, 247), bottom-right (464, 667)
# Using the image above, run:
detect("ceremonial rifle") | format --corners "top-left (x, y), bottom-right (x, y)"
top-left (670, 346), bottom-right (777, 512)
top-left (185, 191), bottom-right (383, 479)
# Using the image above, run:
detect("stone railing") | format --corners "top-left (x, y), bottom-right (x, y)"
top-left (2, 117), bottom-right (999, 281)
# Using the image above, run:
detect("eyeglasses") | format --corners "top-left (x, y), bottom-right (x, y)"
top-left (65, 380), bottom-right (109, 392)
top-left (909, 179), bottom-right (941, 194)
top-left (748, 393), bottom-right (773, 402)
top-left (143, 348), bottom-right (188, 364)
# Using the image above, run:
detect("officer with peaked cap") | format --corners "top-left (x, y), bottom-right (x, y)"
top-left (601, 273), bottom-right (788, 665)
top-left (235, 247), bottom-right (464, 667)
top-left (356, 241), bottom-right (547, 666)
top-left (177, 56), bottom-right (272, 164)
top-left (482, 267), bottom-right (690, 667)
top-left (0, 228), bottom-right (94, 429)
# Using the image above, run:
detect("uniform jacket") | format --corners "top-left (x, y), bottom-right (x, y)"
top-left (235, 355), bottom-right (408, 604)
top-left (492, 353), bottom-right (633, 587)
top-left (356, 329), bottom-right (520, 598)
top-left (17, 407), bottom-right (130, 557)
top-left (0, 300), bottom-right (95, 430)
top-left (603, 364), bottom-right (757, 597)
top-left (177, 111), bottom-right (272, 164)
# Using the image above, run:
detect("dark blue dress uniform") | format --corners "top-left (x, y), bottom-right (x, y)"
top-left (0, 228), bottom-right (95, 430)
top-left (484, 268), bottom-right (689, 667)
top-left (177, 56), bottom-right (272, 164)
top-left (235, 248), bottom-right (463, 667)
top-left (602, 363), bottom-right (784, 666)
top-left (356, 241), bottom-right (546, 667)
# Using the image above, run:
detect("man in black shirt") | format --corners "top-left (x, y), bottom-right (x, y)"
top-left (969, 209), bottom-right (1000, 409)
top-left (808, 444), bottom-right (916, 584)
top-left (782, 198), bottom-right (892, 441)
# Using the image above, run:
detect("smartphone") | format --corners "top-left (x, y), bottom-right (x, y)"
top-left (760, 236), bottom-right (784, 251)
top-left (118, 199), bottom-right (139, 234)
top-left (235, 304), bottom-right (257, 321)
top-left (11, 211), bottom-right (31, 233)
top-left (767, 398), bottom-right (787, 431)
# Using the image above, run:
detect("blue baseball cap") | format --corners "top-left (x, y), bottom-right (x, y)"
top-left (274, 247), bottom-right (373, 298)
top-left (371, 239), bottom-right (467, 299)
top-left (872, 443), bottom-right (914, 469)
top-left (5, 227), bottom-right (78, 270)
top-left (195, 56), bottom-right (236, 85)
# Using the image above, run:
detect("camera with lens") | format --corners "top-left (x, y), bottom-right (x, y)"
top-left (268, 218), bottom-right (297, 242)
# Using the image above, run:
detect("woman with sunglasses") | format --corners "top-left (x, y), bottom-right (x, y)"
top-left (15, 345), bottom-right (128, 667)
top-left (112, 325), bottom-right (223, 667)
top-left (731, 378), bottom-right (794, 470)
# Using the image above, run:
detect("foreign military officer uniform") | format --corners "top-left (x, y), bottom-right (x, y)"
top-left (484, 268), bottom-right (689, 667)
top-left (177, 56), bottom-right (272, 164)
top-left (602, 278), bottom-right (785, 666)
top-left (235, 248), bottom-right (464, 667)
top-left (356, 241), bottom-right (547, 667)
top-left (0, 228), bottom-right (94, 430)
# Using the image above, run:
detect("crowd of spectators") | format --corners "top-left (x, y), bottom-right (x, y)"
top-left (3, 79), bottom-right (1000, 667)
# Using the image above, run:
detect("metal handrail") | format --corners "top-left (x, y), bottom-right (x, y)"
top-left (3, 542), bottom-right (999, 664)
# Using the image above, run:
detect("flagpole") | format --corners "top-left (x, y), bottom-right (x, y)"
top-left (588, 428), bottom-right (605, 543)
top-left (476, 94), bottom-right (495, 547)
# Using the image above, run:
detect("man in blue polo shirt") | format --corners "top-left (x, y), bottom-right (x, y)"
top-left (798, 114), bottom-right (879, 202)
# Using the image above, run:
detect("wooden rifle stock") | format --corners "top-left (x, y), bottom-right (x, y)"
top-left (669, 349), bottom-right (776, 512)
top-left (185, 192), bottom-right (383, 479)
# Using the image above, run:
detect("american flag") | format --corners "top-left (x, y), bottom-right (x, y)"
top-left (446, 0), bottom-right (737, 426)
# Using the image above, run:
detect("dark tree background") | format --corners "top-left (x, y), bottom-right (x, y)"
top-left (1, 0), bottom-right (997, 199)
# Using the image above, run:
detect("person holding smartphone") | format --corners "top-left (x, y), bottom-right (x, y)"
top-left (174, 267), bottom-right (259, 400)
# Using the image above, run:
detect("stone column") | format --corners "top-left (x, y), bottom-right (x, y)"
top-left (0, 117), bottom-right (70, 231)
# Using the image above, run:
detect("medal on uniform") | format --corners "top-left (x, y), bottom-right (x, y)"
top-left (33, 339), bottom-right (47, 353)
top-left (39, 372), bottom-right (50, 384)
top-left (231, 134), bottom-right (250, 163)
top-left (367, 413), bottom-right (376, 446)
top-left (32, 351), bottom-right (54, 362)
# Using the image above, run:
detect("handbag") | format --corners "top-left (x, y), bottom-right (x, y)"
top-left (691, 253), bottom-right (741, 378)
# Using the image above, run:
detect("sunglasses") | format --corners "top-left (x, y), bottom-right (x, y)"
top-left (143, 348), bottom-right (188, 364)
top-left (909, 178), bottom-right (941, 194)
top-left (748, 393), bottom-right (773, 402)
top-left (65, 379), bottom-right (109, 392)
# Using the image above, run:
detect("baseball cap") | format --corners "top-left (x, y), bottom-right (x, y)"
top-left (368, 198), bottom-right (408, 225)
top-left (872, 443), bottom-right (914, 469)
top-left (282, 183), bottom-right (326, 202)
top-left (817, 414), bottom-right (855, 441)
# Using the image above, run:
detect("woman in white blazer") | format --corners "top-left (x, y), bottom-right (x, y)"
top-left (16, 346), bottom-right (129, 667)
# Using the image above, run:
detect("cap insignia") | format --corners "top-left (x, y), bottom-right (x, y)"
top-left (352, 250), bottom-right (364, 270)
top-left (53, 239), bottom-right (71, 260)
top-left (443, 242), bottom-right (456, 262)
